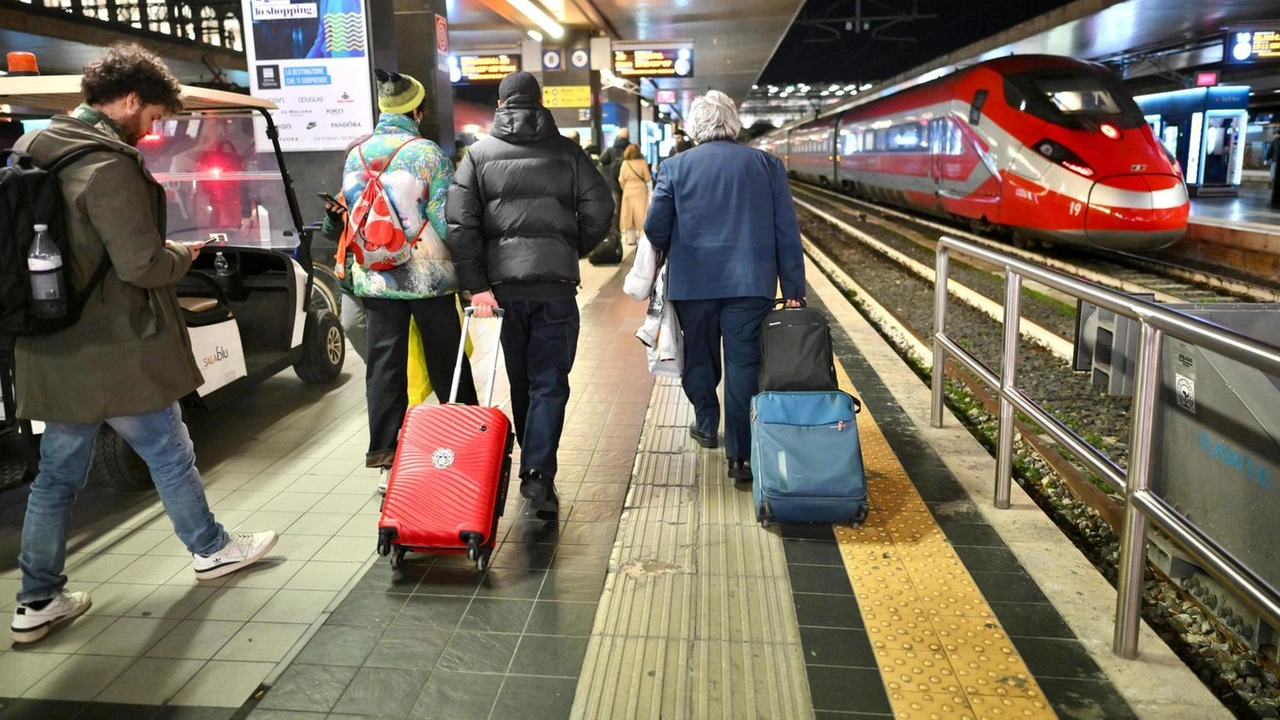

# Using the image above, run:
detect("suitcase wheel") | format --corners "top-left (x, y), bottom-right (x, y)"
top-left (376, 528), bottom-right (395, 557)
top-left (849, 505), bottom-right (869, 526)
top-left (389, 546), bottom-right (406, 569)
top-left (462, 533), bottom-right (491, 572)
top-left (757, 501), bottom-right (774, 528)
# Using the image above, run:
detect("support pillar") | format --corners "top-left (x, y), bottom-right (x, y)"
top-left (367, 0), bottom-right (455, 157)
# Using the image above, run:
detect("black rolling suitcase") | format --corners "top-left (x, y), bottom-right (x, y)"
top-left (758, 300), bottom-right (837, 392)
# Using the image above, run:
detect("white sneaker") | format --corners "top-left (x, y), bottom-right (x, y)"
top-left (11, 590), bottom-right (92, 644)
top-left (193, 531), bottom-right (279, 580)
top-left (378, 467), bottom-right (390, 495)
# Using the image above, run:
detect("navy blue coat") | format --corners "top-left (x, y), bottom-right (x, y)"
top-left (644, 139), bottom-right (805, 302)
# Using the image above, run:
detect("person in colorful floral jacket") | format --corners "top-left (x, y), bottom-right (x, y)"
top-left (342, 69), bottom-right (478, 491)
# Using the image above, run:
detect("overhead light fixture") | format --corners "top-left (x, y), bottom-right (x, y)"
top-left (527, 29), bottom-right (543, 41)
top-left (507, 0), bottom-right (564, 39)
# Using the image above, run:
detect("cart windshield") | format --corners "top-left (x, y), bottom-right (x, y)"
top-left (139, 111), bottom-right (300, 251)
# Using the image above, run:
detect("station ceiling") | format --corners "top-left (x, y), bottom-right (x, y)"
top-left (436, 0), bottom-right (806, 108)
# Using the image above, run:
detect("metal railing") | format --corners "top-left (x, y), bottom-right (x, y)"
top-left (929, 235), bottom-right (1280, 658)
top-left (6, 0), bottom-right (243, 51)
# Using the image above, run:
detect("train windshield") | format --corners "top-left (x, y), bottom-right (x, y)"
top-left (1005, 69), bottom-right (1145, 129)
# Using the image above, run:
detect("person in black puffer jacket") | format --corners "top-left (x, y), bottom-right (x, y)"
top-left (445, 71), bottom-right (613, 515)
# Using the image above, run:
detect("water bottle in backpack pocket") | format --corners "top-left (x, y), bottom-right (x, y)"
top-left (26, 225), bottom-right (66, 320)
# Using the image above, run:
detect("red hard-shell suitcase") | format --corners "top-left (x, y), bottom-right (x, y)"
top-left (376, 308), bottom-right (513, 571)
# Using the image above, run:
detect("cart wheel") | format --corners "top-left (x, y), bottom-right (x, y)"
top-left (475, 548), bottom-right (491, 572)
top-left (376, 537), bottom-right (389, 557)
top-left (390, 547), bottom-right (406, 568)
top-left (294, 310), bottom-right (344, 384)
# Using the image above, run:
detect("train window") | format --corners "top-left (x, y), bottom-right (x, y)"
top-left (887, 124), bottom-right (923, 151)
top-left (947, 121), bottom-right (964, 156)
top-left (1035, 75), bottom-right (1121, 115)
top-left (840, 131), bottom-right (860, 155)
top-left (969, 89), bottom-right (988, 125)
top-left (1005, 69), bottom-right (1145, 129)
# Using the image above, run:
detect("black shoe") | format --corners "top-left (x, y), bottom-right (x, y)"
top-left (688, 423), bottom-right (718, 449)
top-left (727, 456), bottom-right (753, 483)
top-left (520, 470), bottom-right (560, 514)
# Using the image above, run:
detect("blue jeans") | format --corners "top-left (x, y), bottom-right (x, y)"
top-left (673, 297), bottom-right (773, 458)
top-left (498, 299), bottom-right (580, 480)
top-left (18, 402), bottom-right (227, 603)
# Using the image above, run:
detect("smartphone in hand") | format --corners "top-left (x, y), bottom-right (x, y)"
top-left (317, 193), bottom-right (345, 215)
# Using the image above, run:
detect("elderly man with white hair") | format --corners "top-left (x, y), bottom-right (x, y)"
top-left (643, 90), bottom-right (806, 483)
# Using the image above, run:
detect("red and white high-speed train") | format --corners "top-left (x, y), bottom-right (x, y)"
top-left (757, 55), bottom-right (1188, 250)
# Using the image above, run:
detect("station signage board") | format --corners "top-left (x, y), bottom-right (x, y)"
top-left (1225, 27), bottom-right (1280, 63)
top-left (543, 86), bottom-right (592, 108)
top-left (612, 48), bottom-right (694, 78)
top-left (454, 54), bottom-right (520, 83)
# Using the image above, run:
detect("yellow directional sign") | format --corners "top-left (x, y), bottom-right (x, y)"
top-left (543, 85), bottom-right (592, 108)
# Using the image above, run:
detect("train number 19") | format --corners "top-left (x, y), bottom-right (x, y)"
top-left (1068, 201), bottom-right (1084, 217)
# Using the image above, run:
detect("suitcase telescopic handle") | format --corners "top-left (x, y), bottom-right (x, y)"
top-left (451, 306), bottom-right (505, 407)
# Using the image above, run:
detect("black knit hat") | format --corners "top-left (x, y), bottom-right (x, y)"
top-left (498, 71), bottom-right (541, 103)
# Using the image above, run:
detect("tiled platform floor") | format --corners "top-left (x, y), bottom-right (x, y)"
top-left (1190, 184), bottom-right (1280, 227)
top-left (0, 246), bottom-right (1234, 720)
top-left (248, 271), bottom-right (654, 720)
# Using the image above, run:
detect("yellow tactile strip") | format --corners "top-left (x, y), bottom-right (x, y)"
top-left (832, 362), bottom-right (1058, 720)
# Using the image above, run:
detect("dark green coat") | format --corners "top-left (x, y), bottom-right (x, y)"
top-left (15, 116), bottom-right (203, 423)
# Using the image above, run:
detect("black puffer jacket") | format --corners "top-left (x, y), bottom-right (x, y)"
top-left (445, 97), bottom-right (614, 301)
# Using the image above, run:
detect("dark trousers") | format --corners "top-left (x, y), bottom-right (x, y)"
top-left (364, 294), bottom-right (478, 466)
top-left (498, 298), bottom-right (580, 480)
top-left (673, 297), bottom-right (773, 458)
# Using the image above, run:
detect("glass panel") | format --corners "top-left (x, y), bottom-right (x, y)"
top-left (1031, 75), bottom-right (1122, 116)
top-left (1006, 69), bottom-right (1145, 129)
top-left (137, 113), bottom-right (298, 250)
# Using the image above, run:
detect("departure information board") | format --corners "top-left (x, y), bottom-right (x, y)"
top-left (454, 54), bottom-right (520, 82)
top-left (1226, 28), bottom-right (1280, 63)
top-left (612, 48), bottom-right (693, 78)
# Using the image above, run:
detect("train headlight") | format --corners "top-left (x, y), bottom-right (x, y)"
top-left (1100, 123), bottom-right (1122, 140)
top-left (1032, 137), bottom-right (1096, 178)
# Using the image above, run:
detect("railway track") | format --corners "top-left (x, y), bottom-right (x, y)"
top-left (793, 191), bottom-right (1280, 719)
top-left (792, 182), bottom-right (1280, 305)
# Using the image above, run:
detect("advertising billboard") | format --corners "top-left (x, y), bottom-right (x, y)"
top-left (240, 0), bottom-right (376, 152)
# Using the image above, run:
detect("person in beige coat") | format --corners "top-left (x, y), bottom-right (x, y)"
top-left (9, 44), bottom-right (277, 644)
top-left (618, 144), bottom-right (652, 245)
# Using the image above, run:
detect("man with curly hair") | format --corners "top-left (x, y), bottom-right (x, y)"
top-left (9, 44), bottom-right (278, 644)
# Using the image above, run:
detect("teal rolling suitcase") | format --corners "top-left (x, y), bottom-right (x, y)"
top-left (751, 390), bottom-right (868, 525)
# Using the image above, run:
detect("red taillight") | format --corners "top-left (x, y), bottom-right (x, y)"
top-left (140, 133), bottom-right (160, 142)
top-left (1099, 123), bottom-right (1122, 140)
top-left (1033, 137), bottom-right (1096, 178)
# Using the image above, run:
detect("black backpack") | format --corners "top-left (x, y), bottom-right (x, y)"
top-left (758, 301), bottom-right (839, 392)
top-left (588, 233), bottom-right (623, 266)
top-left (0, 145), bottom-right (114, 337)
